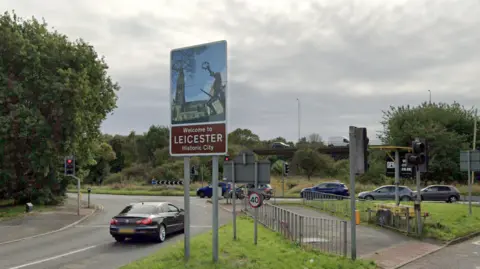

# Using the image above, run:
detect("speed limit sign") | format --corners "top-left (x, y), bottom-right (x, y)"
top-left (248, 192), bottom-right (263, 208)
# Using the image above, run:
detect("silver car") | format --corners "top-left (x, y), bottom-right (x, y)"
top-left (412, 185), bottom-right (460, 203)
top-left (358, 185), bottom-right (413, 201)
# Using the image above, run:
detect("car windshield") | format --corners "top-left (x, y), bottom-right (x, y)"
top-left (119, 205), bottom-right (157, 215)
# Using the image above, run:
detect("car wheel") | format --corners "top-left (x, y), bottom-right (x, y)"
top-left (199, 191), bottom-right (205, 198)
top-left (365, 195), bottom-right (374, 201)
top-left (155, 224), bottom-right (167, 243)
top-left (400, 196), bottom-right (411, 201)
top-left (448, 195), bottom-right (457, 203)
top-left (114, 236), bottom-right (125, 242)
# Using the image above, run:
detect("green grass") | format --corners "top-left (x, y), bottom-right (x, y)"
top-left (0, 200), bottom-right (52, 220)
top-left (282, 199), bottom-right (480, 242)
top-left (67, 188), bottom-right (196, 197)
top-left (120, 217), bottom-right (376, 269)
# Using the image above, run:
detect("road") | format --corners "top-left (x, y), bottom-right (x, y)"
top-left (0, 194), bottom-right (230, 269)
top-left (400, 236), bottom-right (480, 269)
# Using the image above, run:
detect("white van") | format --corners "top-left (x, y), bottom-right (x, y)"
top-left (327, 136), bottom-right (349, 147)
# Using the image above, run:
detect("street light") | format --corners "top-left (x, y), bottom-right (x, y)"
top-left (296, 98), bottom-right (301, 142)
top-left (428, 90), bottom-right (431, 104)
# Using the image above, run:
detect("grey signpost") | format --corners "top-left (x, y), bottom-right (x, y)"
top-left (232, 161), bottom-right (236, 240)
top-left (460, 150), bottom-right (480, 215)
top-left (169, 40), bottom-right (228, 262)
top-left (395, 150), bottom-right (400, 205)
top-left (223, 150), bottom-right (271, 244)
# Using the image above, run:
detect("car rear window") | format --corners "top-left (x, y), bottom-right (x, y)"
top-left (119, 205), bottom-right (157, 215)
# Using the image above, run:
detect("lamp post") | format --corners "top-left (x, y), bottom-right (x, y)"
top-left (296, 98), bottom-right (301, 142)
top-left (428, 90), bottom-right (431, 104)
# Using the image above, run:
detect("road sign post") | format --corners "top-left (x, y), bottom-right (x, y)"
top-left (460, 150), bottom-right (480, 216)
top-left (169, 40), bottom-right (228, 263)
top-left (232, 161), bottom-right (236, 240)
top-left (348, 127), bottom-right (357, 260)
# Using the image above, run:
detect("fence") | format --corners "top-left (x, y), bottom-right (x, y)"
top-left (301, 191), bottom-right (421, 235)
top-left (244, 202), bottom-right (348, 256)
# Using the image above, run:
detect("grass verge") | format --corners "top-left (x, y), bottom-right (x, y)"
top-left (0, 199), bottom-right (52, 220)
top-left (281, 200), bottom-right (480, 242)
top-left (67, 188), bottom-right (196, 197)
top-left (120, 217), bottom-right (376, 269)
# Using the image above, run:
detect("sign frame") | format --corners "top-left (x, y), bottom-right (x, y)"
top-left (169, 40), bottom-right (228, 157)
top-left (248, 191), bottom-right (263, 208)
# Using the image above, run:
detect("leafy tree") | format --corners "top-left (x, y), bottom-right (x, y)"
top-left (380, 102), bottom-right (478, 183)
top-left (0, 12), bottom-right (118, 203)
top-left (292, 149), bottom-right (334, 180)
top-left (228, 128), bottom-right (260, 148)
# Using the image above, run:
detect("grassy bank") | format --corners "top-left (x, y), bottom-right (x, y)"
top-left (69, 176), bottom-right (480, 198)
top-left (0, 199), bottom-right (52, 220)
top-left (120, 217), bottom-right (376, 269)
top-left (286, 199), bottom-right (480, 241)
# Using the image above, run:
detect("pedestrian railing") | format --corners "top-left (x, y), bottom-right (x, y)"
top-left (301, 191), bottom-right (423, 235)
top-left (244, 202), bottom-right (348, 256)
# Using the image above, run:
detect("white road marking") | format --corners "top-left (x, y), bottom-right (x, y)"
top-left (75, 225), bottom-right (109, 228)
top-left (473, 240), bottom-right (480, 246)
top-left (7, 245), bottom-right (97, 269)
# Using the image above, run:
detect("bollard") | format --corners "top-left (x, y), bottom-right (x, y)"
top-left (25, 202), bottom-right (34, 213)
top-left (87, 187), bottom-right (91, 208)
top-left (355, 210), bottom-right (360, 225)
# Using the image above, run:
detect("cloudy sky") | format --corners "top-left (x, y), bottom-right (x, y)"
top-left (3, 0), bottom-right (480, 143)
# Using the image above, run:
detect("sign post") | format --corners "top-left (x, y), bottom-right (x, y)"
top-left (460, 150), bottom-right (480, 215)
top-left (169, 40), bottom-right (228, 263)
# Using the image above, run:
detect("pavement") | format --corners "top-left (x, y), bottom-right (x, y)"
top-left (273, 205), bottom-right (443, 269)
top-left (0, 193), bottom-right (230, 269)
top-left (0, 197), bottom-right (95, 244)
top-left (398, 235), bottom-right (480, 269)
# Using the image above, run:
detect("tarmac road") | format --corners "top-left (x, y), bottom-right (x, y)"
top-left (0, 194), bottom-right (231, 269)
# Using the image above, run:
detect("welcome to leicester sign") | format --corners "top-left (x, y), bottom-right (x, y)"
top-left (169, 40), bottom-right (228, 156)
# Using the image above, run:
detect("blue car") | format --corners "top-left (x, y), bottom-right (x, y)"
top-left (300, 182), bottom-right (350, 198)
top-left (196, 182), bottom-right (231, 198)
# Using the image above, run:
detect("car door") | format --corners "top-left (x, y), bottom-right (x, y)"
top-left (422, 186), bottom-right (438, 201)
top-left (326, 183), bottom-right (341, 195)
top-left (168, 204), bottom-right (183, 232)
top-left (314, 183), bottom-right (329, 193)
top-left (373, 186), bottom-right (391, 200)
top-left (436, 186), bottom-right (451, 201)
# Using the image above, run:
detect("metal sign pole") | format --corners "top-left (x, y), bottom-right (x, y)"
top-left (232, 161), bottom-right (236, 240)
top-left (183, 157), bottom-right (191, 260)
top-left (348, 126), bottom-right (357, 260)
top-left (212, 156), bottom-right (219, 262)
top-left (70, 175), bottom-right (81, 216)
top-left (415, 168), bottom-right (422, 235)
top-left (394, 150), bottom-right (400, 205)
top-left (254, 161), bottom-right (258, 245)
top-left (468, 151), bottom-right (472, 215)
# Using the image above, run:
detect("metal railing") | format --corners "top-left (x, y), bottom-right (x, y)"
top-left (244, 202), bottom-right (348, 256)
top-left (301, 191), bottom-right (421, 235)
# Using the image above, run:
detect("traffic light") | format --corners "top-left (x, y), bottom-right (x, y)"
top-left (362, 129), bottom-right (370, 173)
top-left (406, 139), bottom-right (428, 172)
top-left (64, 156), bottom-right (75, 176)
top-left (283, 162), bottom-right (289, 176)
top-left (355, 127), bottom-right (369, 174)
top-left (224, 155), bottom-right (230, 162)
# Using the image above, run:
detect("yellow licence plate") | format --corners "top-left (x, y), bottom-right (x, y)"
top-left (119, 228), bottom-right (135, 234)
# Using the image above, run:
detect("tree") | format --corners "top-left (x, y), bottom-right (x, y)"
top-left (308, 133), bottom-right (322, 143)
top-left (228, 128), bottom-right (260, 148)
top-left (0, 12), bottom-right (119, 203)
top-left (380, 102), bottom-right (478, 183)
top-left (291, 149), bottom-right (334, 180)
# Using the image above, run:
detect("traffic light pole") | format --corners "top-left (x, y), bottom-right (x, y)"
top-left (415, 169), bottom-right (422, 235)
top-left (348, 126), bottom-right (357, 260)
top-left (68, 175), bottom-right (81, 216)
top-left (394, 150), bottom-right (400, 206)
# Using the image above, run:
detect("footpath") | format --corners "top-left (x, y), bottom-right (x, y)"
top-left (209, 199), bottom-right (443, 269)
top-left (0, 197), bottom-right (98, 244)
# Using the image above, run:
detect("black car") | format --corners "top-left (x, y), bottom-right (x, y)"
top-left (109, 202), bottom-right (184, 243)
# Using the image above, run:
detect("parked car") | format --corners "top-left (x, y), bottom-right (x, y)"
top-left (358, 185), bottom-right (413, 201)
top-left (109, 202), bottom-right (184, 243)
top-left (300, 182), bottom-right (350, 198)
top-left (228, 184), bottom-right (274, 200)
top-left (412, 185), bottom-right (460, 203)
top-left (196, 182), bottom-right (231, 198)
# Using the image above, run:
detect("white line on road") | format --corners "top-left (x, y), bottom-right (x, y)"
top-left (473, 240), bottom-right (480, 246)
top-left (7, 245), bottom-right (97, 269)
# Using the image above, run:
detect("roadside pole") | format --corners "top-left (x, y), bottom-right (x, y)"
top-left (415, 169), bottom-right (422, 235)
top-left (348, 126), bottom-right (357, 260)
top-left (232, 161), bottom-right (236, 240)
top-left (70, 175), bottom-right (81, 216)
top-left (394, 150), bottom-right (400, 205)
top-left (468, 151), bottom-right (472, 215)
top-left (254, 161), bottom-right (258, 245)
top-left (212, 156), bottom-right (219, 262)
top-left (472, 109), bottom-right (477, 202)
top-left (282, 163), bottom-right (285, 197)
top-left (183, 157), bottom-right (191, 260)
